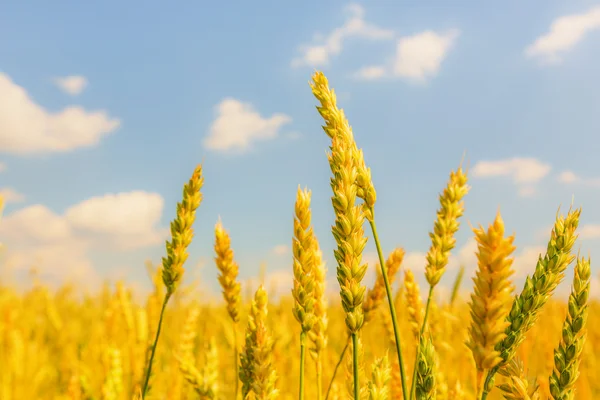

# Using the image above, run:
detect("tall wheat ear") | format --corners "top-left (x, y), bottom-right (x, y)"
top-left (291, 186), bottom-right (322, 400)
top-left (310, 72), bottom-right (370, 400)
top-left (214, 219), bottom-right (243, 398)
top-left (467, 211), bottom-right (516, 396)
top-left (141, 164), bottom-right (204, 399)
top-left (409, 166), bottom-right (469, 399)
top-left (310, 70), bottom-right (409, 399)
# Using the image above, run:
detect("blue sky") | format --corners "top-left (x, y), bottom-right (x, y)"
top-left (1, 0), bottom-right (600, 300)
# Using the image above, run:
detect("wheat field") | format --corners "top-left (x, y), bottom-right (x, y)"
top-left (0, 72), bottom-right (597, 400)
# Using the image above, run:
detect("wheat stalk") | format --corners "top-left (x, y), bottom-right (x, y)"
top-left (142, 164), bottom-right (203, 399)
top-left (311, 71), bottom-right (408, 399)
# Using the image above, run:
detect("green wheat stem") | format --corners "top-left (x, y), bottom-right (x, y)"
top-left (368, 217), bottom-right (408, 400)
top-left (299, 331), bottom-right (307, 400)
top-left (480, 372), bottom-right (495, 400)
top-left (141, 290), bottom-right (172, 399)
top-left (352, 333), bottom-right (360, 400)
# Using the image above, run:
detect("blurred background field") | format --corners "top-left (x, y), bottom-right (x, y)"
top-left (1, 263), bottom-right (599, 400)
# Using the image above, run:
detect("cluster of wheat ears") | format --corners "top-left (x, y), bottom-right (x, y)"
top-left (0, 71), bottom-right (598, 400)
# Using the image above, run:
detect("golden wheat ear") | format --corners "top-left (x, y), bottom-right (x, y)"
top-left (239, 285), bottom-right (278, 400)
top-left (467, 211), bottom-right (516, 395)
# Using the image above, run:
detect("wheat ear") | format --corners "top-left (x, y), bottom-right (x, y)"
top-left (292, 186), bottom-right (318, 400)
top-left (363, 248), bottom-right (405, 323)
top-left (368, 353), bottom-right (391, 400)
top-left (549, 256), bottom-right (591, 400)
top-left (497, 358), bottom-right (541, 400)
top-left (142, 164), bottom-right (203, 399)
top-left (311, 71), bottom-right (407, 399)
top-left (415, 337), bottom-right (437, 400)
top-left (467, 211), bottom-right (516, 396)
top-left (214, 219), bottom-right (242, 398)
top-left (239, 285), bottom-right (278, 400)
top-left (404, 269), bottom-right (424, 340)
top-left (410, 166), bottom-right (469, 399)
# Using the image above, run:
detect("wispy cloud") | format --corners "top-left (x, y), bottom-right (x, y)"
top-left (53, 75), bottom-right (88, 96)
top-left (557, 170), bottom-right (600, 187)
top-left (292, 3), bottom-right (394, 68)
top-left (472, 157), bottom-right (551, 197)
top-left (525, 6), bottom-right (600, 64)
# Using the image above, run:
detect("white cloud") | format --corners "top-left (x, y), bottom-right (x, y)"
top-left (558, 170), bottom-right (579, 183)
top-left (353, 29), bottom-right (460, 83)
top-left (393, 29), bottom-right (460, 81)
top-left (0, 205), bottom-right (74, 243)
top-left (64, 191), bottom-right (167, 249)
top-left (557, 170), bottom-right (600, 187)
top-left (272, 244), bottom-right (289, 255)
top-left (354, 66), bottom-right (387, 80)
top-left (2, 241), bottom-right (98, 289)
top-left (0, 73), bottom-right (120, 155)
top-left (525, 6), bottom-right (600, 63)
top-left (0, 204), bottom-right (95, 288)
top-left (292, 3), bottom-right (394, 68)
top-left (472, 157), bottom-right (551, 196)
top-left (579, 224), bottom-right (600, 239)
top-left (0, 187), bottom-right (25, 204)
top-left (53, 75), bottom-right (88, 96)
top-left (472, 158), bottom-right (551, 183)
top-left (0, 162), bottom-right (5, 173)
top-left (203, 98), bottom-right (291, 152)
top-left (0, 191), bottom-right (167, 286)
